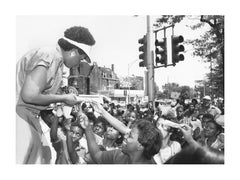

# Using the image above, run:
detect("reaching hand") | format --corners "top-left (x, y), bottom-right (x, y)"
top-left (64, 94), bottom-right (78, 106)
top-left (179, 124), bottom-right (194, 143)
top-left (89, 100), bottom-right (104, 115)
top-left (77, 113), bottom-right (89, 129)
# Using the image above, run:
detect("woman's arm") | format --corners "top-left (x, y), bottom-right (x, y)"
top-left (66, 132), bottom-right (79, 164)
top-left (21, 66), bottom-right (78, 106)
top-left (179, 124), bottom-right (199, 147)
top-left (91, 101), bottom-right (130, 135)
top-left (84, 125), bottom-right (103, 164)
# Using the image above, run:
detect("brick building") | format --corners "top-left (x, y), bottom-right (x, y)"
top-left (68, 62), bottom-right (119, 95)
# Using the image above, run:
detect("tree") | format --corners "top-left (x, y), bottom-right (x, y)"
top-left (154, 15), bottom-right (224, 98)
top-left (160, 82), bottom-right (195, 100)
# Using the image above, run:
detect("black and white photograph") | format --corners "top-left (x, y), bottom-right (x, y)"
top-left (16, 15), bottom-right (225, 164)
top-left (1, 0), bottom-right (239, 179)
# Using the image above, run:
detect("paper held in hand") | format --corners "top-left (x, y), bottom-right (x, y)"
top-left (162, 120), bottom-right (182, 129)
top-left (62, 106), bottom-right (73, 119)
top-left (76, 94), bottom-right (106, 104)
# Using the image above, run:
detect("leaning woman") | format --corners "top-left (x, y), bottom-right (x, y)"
top-left (16, 26), bottom-right (95, 164)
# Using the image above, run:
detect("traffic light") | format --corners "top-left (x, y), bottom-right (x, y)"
top-left (138, 35), bottom-right (147, 67)
top-left (171, 35), bottom-right (185, 66)
top-left (155, 38), bottom-right (167, 67)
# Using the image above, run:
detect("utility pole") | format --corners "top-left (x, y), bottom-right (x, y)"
top-left (146, 15), bottom-right (155, 103)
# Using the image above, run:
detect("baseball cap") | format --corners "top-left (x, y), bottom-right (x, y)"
top-left (63, 37), bottom-right (92, 63)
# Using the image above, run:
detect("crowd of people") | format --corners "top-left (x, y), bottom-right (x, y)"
top-left (37, 94), bottom-right (224, 164)
top-left (16, 25), bottom-right (224, 164)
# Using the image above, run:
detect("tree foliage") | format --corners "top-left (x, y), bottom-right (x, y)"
top-left (157, 82), bottom-right (194, 99)
top-left (154, 15), bottom-right (224, 98)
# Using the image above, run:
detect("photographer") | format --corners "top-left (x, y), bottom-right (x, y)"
top-left (153, 110), bottom-right (182, 164)
top-left (164, 124), bottom-right (224, 164)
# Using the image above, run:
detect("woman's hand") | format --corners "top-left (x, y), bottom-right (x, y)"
top-left (90, 100), bottom-right (105, 115)
top-left (77, 113), bottom-right (89, 129)
top-left (63, 94), bottom-right (78, 106)
top-left (179, 124), bottom-right (194, 143)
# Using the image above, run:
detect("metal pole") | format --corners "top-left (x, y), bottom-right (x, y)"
top-left (146, 15), bottom-right (154, 102)
top-left (127, 64), bottom-right (130, 104)
top-left (210, 53), bottom-right (213, 98)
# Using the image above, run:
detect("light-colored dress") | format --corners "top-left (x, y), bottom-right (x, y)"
top-left (16, 46), bottom-right (64, 164)
top-left (153, 141), bottom-right (181, 164)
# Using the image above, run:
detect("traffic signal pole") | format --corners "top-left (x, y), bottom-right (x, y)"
top-left (146, 15), bottom-right (155, 103)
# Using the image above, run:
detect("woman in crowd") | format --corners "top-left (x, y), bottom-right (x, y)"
top-left (125, 111), bottom-right (137, 128)
top-left (100, 125), bottom-right (123, 151)
top-left (201, 120), bottom-right (224, 152)
top-left (165, 123), bottom-right (224, 164)
top-left (153, 110), bottom-right (181, 164)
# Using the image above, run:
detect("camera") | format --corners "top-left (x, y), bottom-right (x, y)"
top-left (169, 127), bottom-right (185, 145)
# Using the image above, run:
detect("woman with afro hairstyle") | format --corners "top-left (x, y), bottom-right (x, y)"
top-left (16, 26), bottom-right (95, 164)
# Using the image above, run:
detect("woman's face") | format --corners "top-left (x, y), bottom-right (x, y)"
top-left (204, 122), bottom-right (218, 137)
top-left (126, 112), bottom-right (136, 123)
top-left (105, 126), bottom-right (119, 140)
top-left (177, 107), bottom-right (184, 118)
top-left (93, 122), bottom-right (105, 136)
top-left (70, 126), bottom-right (83, 142)
top-left (63, 49), bottom-right (87, 68)
top-left (189, 104), bottom-right (195, 111)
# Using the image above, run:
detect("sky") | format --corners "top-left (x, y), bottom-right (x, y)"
top-left (16, 15), bottom-right (210, 90)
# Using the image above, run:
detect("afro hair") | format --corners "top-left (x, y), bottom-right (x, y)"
top-left (64, 26), bottom-right (95, 46)
top-left (58, 26), bottom-right (95, 52)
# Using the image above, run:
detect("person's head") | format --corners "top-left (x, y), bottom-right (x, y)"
top-left (202, 96), bottom-right (211, 108)
top-left (93, 116), bottom-right (107, 137)
top-left (122, 120), bottom-right (162, 160)
top-left (58, 26), bottom-right (95, 68)
top-left (125, 111), bottom-right (137, 123)
top-left (188, 103), bottom-right (195, 112)
top-left (204, 120), bottom-right (223, 138)
top-left (176, 105), bottom-right (184, 119)
top-left (109, 103), bottom-right (115, 109)
top-left (69, 124), bottom-right (84, 142)
top-left (117, 108), bottom-right (124, 116)
top-left (165, 145), bottom-right (224, 164)
top-left (39, 109), bottom-right (55, 128)
top-left (81, 102), bottom-right (88, 113)
top-left (202, 113), bottom-right (214, 128)
top-left (191, 98), bottom-right (198, 106)
top-left (127, 104), bottom-right (135, 112)
top-left (105, 126), bottom-right (121, 141)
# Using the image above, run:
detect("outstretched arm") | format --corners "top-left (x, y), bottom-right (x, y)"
top-left (91, 101), bottom-right (130, 135)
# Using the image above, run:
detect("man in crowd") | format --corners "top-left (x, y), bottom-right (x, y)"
top-left (198, 96), bottom-right (221, 120)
